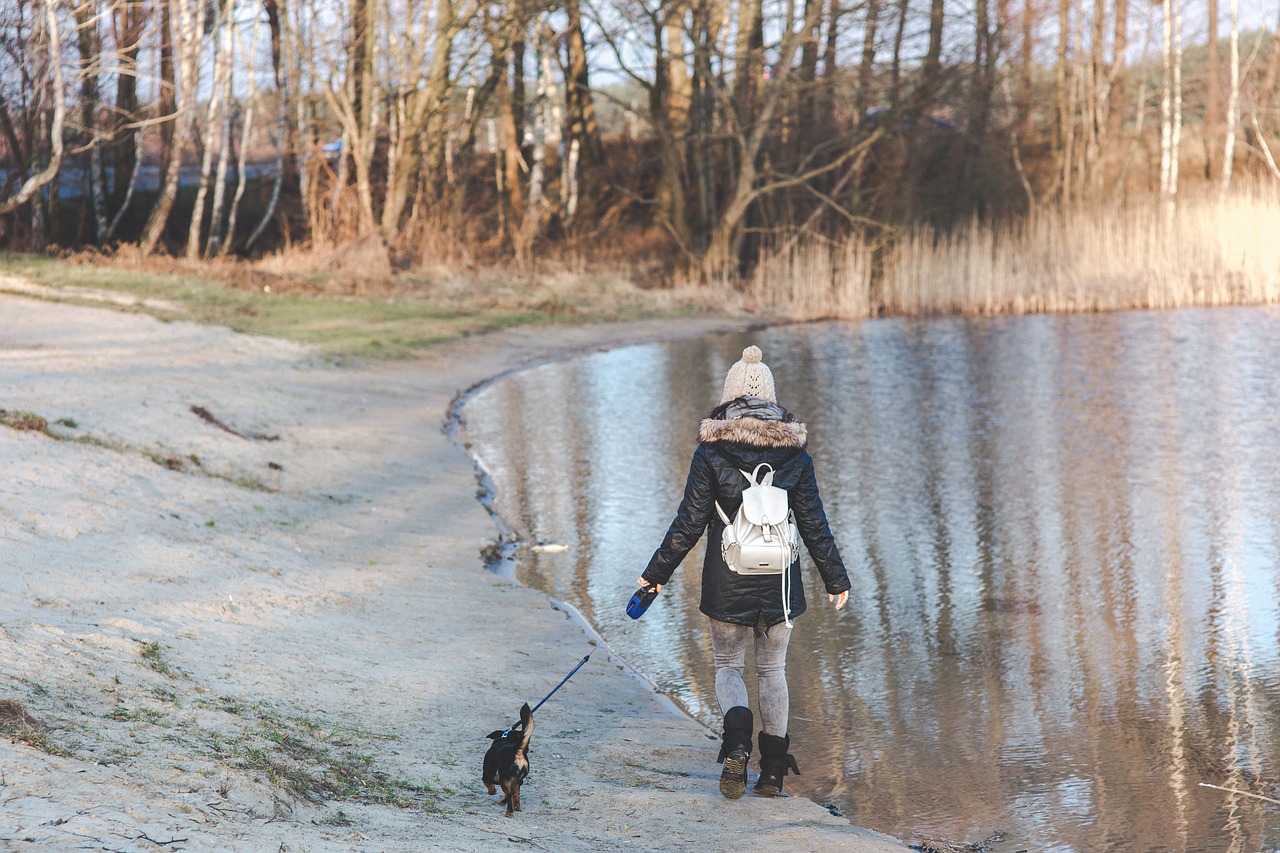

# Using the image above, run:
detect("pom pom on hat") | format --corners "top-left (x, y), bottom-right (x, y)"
top-left (721, 345), bottom-right (777, 403)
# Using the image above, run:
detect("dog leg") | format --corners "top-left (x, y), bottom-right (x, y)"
top-left (501, 783), bottom-right (515, 817)
top-left (513, 783), bottom-right (522, 813)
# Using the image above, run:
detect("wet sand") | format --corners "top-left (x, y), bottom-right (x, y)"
top-left (0, 282), bottom-right (906, 852)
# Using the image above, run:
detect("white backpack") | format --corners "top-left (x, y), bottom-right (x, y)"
top-left (715, 463), bottom-right (800, 625)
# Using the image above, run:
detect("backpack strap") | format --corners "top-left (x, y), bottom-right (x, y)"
top-left (745, 463), bottom-right (775, 487)
top-left (714, 501), bottom-right (732, 526)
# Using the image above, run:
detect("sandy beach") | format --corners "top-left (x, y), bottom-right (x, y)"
top-left (0, 284), bottom-right (906, 852)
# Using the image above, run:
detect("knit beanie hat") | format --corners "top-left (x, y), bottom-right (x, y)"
top-left (721, 345), bottom-right (777, 403)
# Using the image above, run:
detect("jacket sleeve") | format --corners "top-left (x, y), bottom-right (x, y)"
top-left (791, 453), bottom-right (851, 595)
top-left (642, 445), bottom-right (717, 586)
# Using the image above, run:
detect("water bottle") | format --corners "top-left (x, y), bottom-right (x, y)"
top-left (626, 583), bottom-right (660, 619)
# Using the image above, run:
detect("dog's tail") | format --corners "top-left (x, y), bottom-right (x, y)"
top-left (516, 702), bottom-right (534, 755)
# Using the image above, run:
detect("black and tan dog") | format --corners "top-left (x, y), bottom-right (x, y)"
top-left (483, 703), bottom-right (534, 817)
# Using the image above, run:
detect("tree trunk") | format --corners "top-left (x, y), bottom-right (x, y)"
top-left (498, 40), bottom-right (525, 241)
top-left (856, 0), bottom-right (880, 121)
top-left (0, 0), bottom-right (66, 217)
top-left (890, 0), bottom-right (908, 110)
top-left (797, 0), bottom-right (823, 132)
top-left (155, 0), bottom-right (176, 191)
top-left (380, 0), bottom-right (458, 235)
top-left (1219, 0), bottom-right (1238, 199)
top-left (1159, 0), bottom-right (1183, 226)
top-left (111, 0), bottom-right (146, 209)
top-left (690, 0), bottom-right (718, 246)
top-left (1108, 0), bottom-right (1129, 147)
top-left (564, 0), bottom-right (601, 207)
top-left (962, 0), bottom-right (997, 210)
top-left (653, 6), bottom-right (689, 250)
top-left (206, 21), bottom-right (239, 256)
top-left (141, 0), bottom-right (202, 255)
top-left (1205, 0), bottom-right (1220, 179)
top-left (516, 15), bottom-right (554, 260)
top-left (187, 0), bottom-right (232, 260)
top-left (221, 102), bottom-right (253, 254)
top-left (1258, 8), bottom-right (1280, 132)
top-left (914, 0), bottom-right (945, 114)
top-left (247, 0), bottom-right (290, 251)
top-left (666, 6), bottom-right (690, 129)
top-left (1054, 0), bottom-right (1071, 203)
top-left (733, 0), bottom-right (764, 126)
top-left (1019, 0), bottom-right (1033, 129)
top-left (74, 0), bottom-right (109, 242)
top-left (105, 128), bottom-right (143, 241)
top-left (346, 0), bottom-right (377, 231)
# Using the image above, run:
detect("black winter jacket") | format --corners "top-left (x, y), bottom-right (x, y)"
top-left (642, 398), bottom-right (850, 628)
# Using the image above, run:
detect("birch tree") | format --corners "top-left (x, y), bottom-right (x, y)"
top-left (0, 0), bottom-right (67, 218)
top-left (187, 0), bottom-right (234, 259)
top-left (73, 0), bottom-right (109, 242)
top-left (141, 0), bottom-right (205, 255)
top-left (1218, 0), bottom-right (1238, 198)
top-left (1159, 0), bottom-right (1183, 227)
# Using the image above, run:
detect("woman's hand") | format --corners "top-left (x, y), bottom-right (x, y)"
top-left (637, 577), bottom-right (663, 593)
top-left (829, 591), bottom-right (848, 610)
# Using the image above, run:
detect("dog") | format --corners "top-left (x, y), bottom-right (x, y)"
top-left (482, 702), bottom-right (534, 817)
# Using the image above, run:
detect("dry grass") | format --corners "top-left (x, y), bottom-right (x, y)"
top-left (0, 409), bottom-right (50, 433)
top-left (0, 698), bottom-right (69, 756)
top-left (749, 183), bottom-right (1280, 319)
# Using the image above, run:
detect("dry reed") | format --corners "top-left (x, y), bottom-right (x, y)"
top-left (749, 183), bottom-right (1280, 320)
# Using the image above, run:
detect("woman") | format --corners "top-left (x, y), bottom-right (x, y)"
top-left (638, 345), bottom-right (850, 800)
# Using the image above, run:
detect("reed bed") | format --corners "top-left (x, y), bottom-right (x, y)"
top-left (749, 185), bottom-right (1280, 319)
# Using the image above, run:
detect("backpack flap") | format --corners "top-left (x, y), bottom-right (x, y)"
top-left (739, 483), bottom-right (789, 533)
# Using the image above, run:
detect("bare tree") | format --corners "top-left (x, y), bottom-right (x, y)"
top-left (0, 0), bottom-right (67, 218)
top-left (246, 0), bottom-right (290, 251)
top-left (1159, 0), bottom-right (1183, 226)
top-left (141, 0), bottom-right (206, 255)
top-left (73, 0), bottom-right (109, 242)
top-left (1205, 0), bottom-right (1220, 179)
top-left (564, 0), bottom-right (602, 215)
top-left (1219, 0), bottom-right (1238, 198)
top-left (188, 0), bottom-right (235, 259)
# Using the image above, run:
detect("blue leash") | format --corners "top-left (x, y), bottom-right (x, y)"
top-left (502, 651), bottom-right (593, 736)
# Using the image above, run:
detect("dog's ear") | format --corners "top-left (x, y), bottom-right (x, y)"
top-left (486, 730), bottom-right (505, 740)
top-left (519, 702), bottom-right (532, 722)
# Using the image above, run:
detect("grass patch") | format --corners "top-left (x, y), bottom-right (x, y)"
top-left (0, 698), bottom-right (71, 757)
top-left (0, 409), bottom-right (50, 434)
top-left (317, 809), bottom-right (356, 827)
top-left (180, 698), bottom-right (436, 809)
top-left (0, 252), bottom-right (709, 359)
top-left (137, 639), bottom-right (176, 677)
top-left (106, 706), bottom-right (170, 726)
top-left (228, 709), bottom-right (436, 808)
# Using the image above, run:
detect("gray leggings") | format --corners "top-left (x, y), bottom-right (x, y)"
top-left (708, 617), bottom-right (792, 736)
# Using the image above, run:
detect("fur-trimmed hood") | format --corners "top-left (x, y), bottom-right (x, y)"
top-left (698, 397), bottom-right (807, 449)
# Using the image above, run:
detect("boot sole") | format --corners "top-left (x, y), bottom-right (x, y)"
top-left (753, 784), bottom-right (782, 797)
top-left (719, 750), bottom-right (748, 799)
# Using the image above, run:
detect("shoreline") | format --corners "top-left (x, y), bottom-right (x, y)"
top-left (0, 289), bottom-right (907, 851)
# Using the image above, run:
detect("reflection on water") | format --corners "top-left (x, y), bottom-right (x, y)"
top-left (463, 310), bottom-right (1280, 852)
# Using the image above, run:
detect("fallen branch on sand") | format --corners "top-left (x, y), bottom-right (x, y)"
top-left (190, 405), bottom-right (279, 441)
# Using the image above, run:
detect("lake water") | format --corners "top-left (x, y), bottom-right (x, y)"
top-left (463, 311), bottom-right (1280, 852)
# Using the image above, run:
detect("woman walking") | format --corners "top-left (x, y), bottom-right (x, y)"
top-left (637, 345), bottom-right (850, 799)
